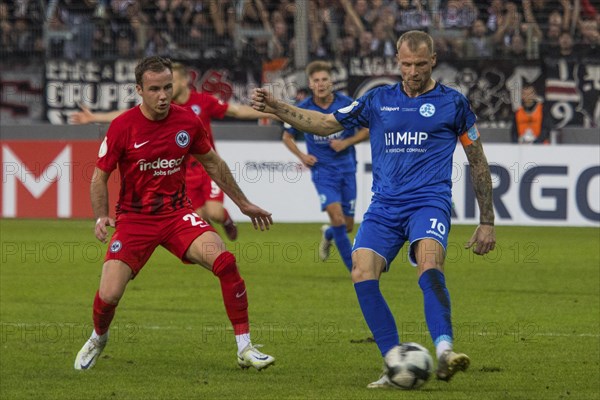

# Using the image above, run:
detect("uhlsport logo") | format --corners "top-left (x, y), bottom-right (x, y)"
top-left (419, 103), bottom-right (435, 117)
top-left (110, 240), bottom-right (122, 253)
top-left (176, 130), bottom-right (190, 148)
top-left (191, 104), bottom-right (201, 115)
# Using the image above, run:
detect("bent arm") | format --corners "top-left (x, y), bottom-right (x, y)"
top-left (282, 131), bottom-right (305, 160)
top-left (345, 128), bottom-right (370, 146)
top-left (330, 128), bottom-right (370, 152)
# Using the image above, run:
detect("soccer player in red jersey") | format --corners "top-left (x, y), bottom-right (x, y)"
top-left (70, 63), bottom-right (275, 241)
top-left (74, 56), bottom-right (275, 371)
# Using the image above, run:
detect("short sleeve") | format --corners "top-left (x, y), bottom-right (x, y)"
top-left (96, 121), bottom-right (124, 173)
top-left (283, 121), bottom-right (301, 137)
top-left (190, 119), bottom-right (213, 155)
top-left (454, 93), bottom-right (477, 137)
top-left (333, 92), bottom-right (372, 130)
top-left (205, 94), bottom-right (228, 120)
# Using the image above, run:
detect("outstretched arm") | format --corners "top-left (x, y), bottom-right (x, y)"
top-left (330, 128), bottom-right (370, 152)
top-left (194, 149), bottom-right (273, 230)
top-left (90, 167), bottom-right (115, 243)
top-left (70, 105), bottom-right (125, 124)
top-left (225, 103), bottom-right (280, 121)
top-left (462, 132), bottom-right (496, 255)
top-left (252, 88), bottom-right (343, 136)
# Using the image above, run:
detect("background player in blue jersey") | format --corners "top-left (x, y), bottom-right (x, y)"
top-left (252, 30), bottom-right (496, 387)
top-left (282, 61), bottom-right (369, 272)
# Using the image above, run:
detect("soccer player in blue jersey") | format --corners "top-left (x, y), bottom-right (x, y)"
top-left (282, 61), bottom-right (369, 272)
top-left (252, 30), bottom-right (496, 387)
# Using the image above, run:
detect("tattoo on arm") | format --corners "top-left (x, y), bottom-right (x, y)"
top-left (464, 140), bottom-right (495, 224)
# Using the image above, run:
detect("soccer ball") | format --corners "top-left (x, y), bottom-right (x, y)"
top-left (384, 342), bottom-right (434, 390)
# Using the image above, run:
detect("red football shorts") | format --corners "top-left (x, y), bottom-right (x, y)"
top-left (104, 208), bottom-right (216, 277)
top-left (186, 160), bottom-right (225, 209)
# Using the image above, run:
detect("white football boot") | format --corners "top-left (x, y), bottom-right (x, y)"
top-left (237, 344), bottom-right (275, 371)
top-left (74, 334), bottom-right (108, 370)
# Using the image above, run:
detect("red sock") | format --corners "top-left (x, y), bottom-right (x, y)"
top-left (93, 291), bottom-right (117, 336)
top-left (212, 251), bottom-right (249, 335)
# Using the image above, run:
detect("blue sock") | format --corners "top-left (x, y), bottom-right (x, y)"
top-left (325, 226), bottom-right (334, 241)
top-left (354, 280), bottom-right (399, 356)
top-left (419, 269), bottom-right (453, 348)
top-left (331, 225), bottom-right (352, 272)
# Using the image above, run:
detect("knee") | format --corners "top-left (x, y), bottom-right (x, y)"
top-left (212, 251), bottom-right (238, 277)
top-left (351, 263), bottom-right (373, 283)
top-left (97, 289), bottom-right (122, 305)
top-left (207, 209), bottom-right (224, 223)
top-left (330, 216), bottom-right (346, 227)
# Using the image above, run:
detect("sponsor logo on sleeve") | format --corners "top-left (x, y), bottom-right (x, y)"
top-left (337, 101), bottom-right (359, 114)
top-left (98, 137), bottom-right (108, 157)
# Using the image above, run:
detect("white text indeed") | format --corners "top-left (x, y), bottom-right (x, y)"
top-left (385, 131), bottom-right (428, 146)
top-left (138, 156), bottom-right (185, 174)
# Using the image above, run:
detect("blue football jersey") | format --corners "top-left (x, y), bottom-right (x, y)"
top-left (333, 82), bottom-right (477, 211)
top-left (285, 93), bottom-right (358, 174)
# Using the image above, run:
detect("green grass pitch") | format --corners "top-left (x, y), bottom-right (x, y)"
top-left (1, 220), bottom-right (599, 399)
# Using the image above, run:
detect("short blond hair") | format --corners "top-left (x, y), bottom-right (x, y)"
top-left (396, 30), bottom-right (434, 54)
top-left (305, 60), bottom-right (332, 77)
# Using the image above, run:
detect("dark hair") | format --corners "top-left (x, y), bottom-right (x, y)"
top-left (396, 30), bottom-right (434, 54)
top-left (134, 56), bottom-right (173, 87)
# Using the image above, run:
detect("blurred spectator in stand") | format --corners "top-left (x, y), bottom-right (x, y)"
top-left (270, 18), bottom-right (290, 58)
top-left (307, 0), bottom-right (334, 59)
top-left (357, 30), bottom-right (375, 57)
top-left (144, 27), bottom-right (170, 57)
top-left (511, 85), bottom-right (550, 144)
top-left (91, 12), bottom-right (113, 59)
top-left (577, 18), bottom-right (600, 59)
top-left (476, 0), bottom-right (503, 33)
top-left (0, 2), bottom-right (12, 57)
top-left (350, 0), bottom-right (373, 31)
top-left (464, 18), bottom-right (495, 58)
top-left (111, 0), bottom-right (149, 57)
top-left (114, 29), bottom-right (134, 58)
top-left (363, 0), bottom-right (388, 29)
top-left (540, 21), bottom-right (562, 56)
top-left (336, 34), bottom-right (358, 62)
top-left (504, 33), bottom-right (527, 58)
top-left (556, 30), bottom-right (578, 60)
top-left (579, 0), bottom-right (599, 21)
top-left (392, 0), bottom-right (431, 36)
top-left (493, 2), bottom-right (524, 51)
top-left (523, 0), bottom-right (573, 33)
top-left (370, 18), bottom-right (396, 57)
top-left (58, 0), bottom-right (98, 59)
top-left (433, 0), bottom-right (479, 59)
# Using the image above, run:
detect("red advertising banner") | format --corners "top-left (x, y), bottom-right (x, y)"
top-left (1, 141), bottom-right (120, 218)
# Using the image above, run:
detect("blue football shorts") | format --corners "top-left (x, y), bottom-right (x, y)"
top-left (312, 170), bottom-right (357, 216)
top-left (352, 201), bottom-right (451, 269)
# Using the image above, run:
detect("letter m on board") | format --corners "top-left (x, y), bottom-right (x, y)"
top-left (2, 145), bottom-right (72, 217)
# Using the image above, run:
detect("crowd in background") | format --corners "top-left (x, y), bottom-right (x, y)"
top-left (1, 0), bottom-right (599, 62)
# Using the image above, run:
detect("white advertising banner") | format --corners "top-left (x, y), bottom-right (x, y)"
top-left (219, 141), bottom-right (600, 227)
